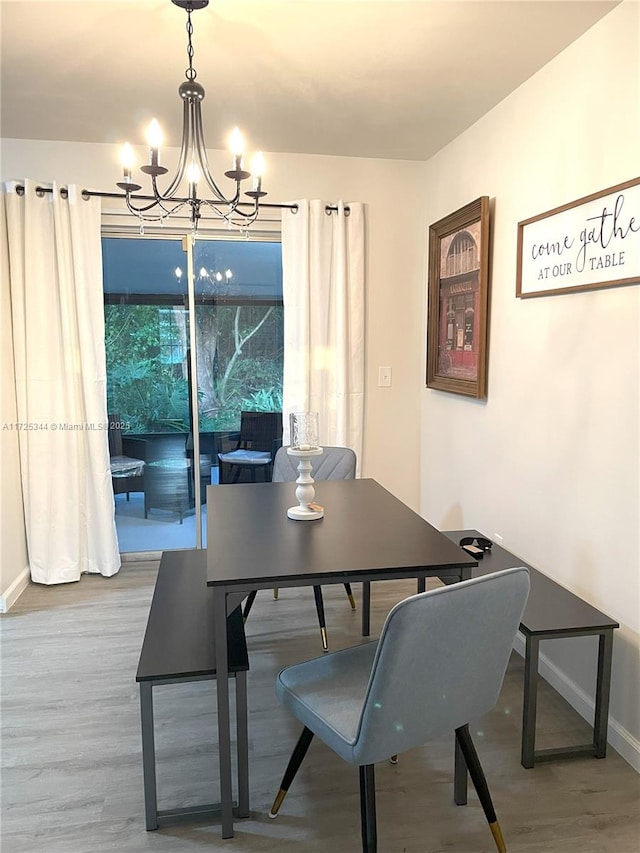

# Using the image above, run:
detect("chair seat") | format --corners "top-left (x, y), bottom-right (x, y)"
top-left (218, 449), bottom-right (273, 466)
top-left (276, 641), bottom-right (378, 764)
top-left (110, 455), bottom-right (145, 478)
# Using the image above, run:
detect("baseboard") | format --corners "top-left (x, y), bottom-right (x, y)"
top-left (514, 632), bottom-right (640, 773)
top-left (0, 565), bottom-right (31, 612)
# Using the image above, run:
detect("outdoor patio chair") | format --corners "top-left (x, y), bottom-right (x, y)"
top-left (108, 413), bottom-right (146, 501)
top-left (217, 411), bottom-right (283, 484)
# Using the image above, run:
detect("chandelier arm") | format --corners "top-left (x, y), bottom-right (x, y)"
top-left (192, 101), bottom-right (239, 204)
top-left (158, 99), bottom-right (192, 199)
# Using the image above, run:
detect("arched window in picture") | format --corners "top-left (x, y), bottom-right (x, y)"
top-left (445, 230), bottom-right (479, 277)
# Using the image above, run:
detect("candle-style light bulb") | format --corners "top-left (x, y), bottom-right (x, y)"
top-left (215, 271), bottom-right (223, 282)
top-left (145, 119), bottom-right (163, 169)
top-left (120, 143), bottom-right (135, 173)
top-left (146, 119), bottom-right (163, 149)
top-left (174, 267), bottom-right (183, 279)
top-left (199, 267), bottom-right (208, 278)
top-left (225, 269), bottom-right (233, 280)
top-left (187, 162), bottom-right (201, 201)
top-left (229, 126), bottom-right (245, 172)
top-left (251, 151), bottom-right (265, 191)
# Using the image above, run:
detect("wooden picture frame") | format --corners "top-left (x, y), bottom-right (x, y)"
top-left (516, 177), bottom-right (640, 298)
top-left (426, 196), bottom-right (490, 399)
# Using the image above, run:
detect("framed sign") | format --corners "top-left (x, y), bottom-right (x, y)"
top-left (426, 196), bottom-right (490, 399)
top-left (517, 177), bottom-right (640, 298)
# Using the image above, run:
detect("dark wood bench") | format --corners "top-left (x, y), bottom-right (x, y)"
top-left (444, 529), bottom-right (619, 770)
top-left (135, 550), bottom-right (249, 830)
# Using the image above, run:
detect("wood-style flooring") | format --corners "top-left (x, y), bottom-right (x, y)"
top-left (2, 561), bottom-right (639, 852)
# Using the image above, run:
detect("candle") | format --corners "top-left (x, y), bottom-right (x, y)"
top-left (146, 119), bottom-right (163, 168)
top-left (229, 127), bottom-right (244, 173)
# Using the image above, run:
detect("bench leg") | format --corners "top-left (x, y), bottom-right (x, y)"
top-left (236, 671), bottom-right (250, 818)
top-left (594, 630), bottom-right (614, 759)
top-left (521, 635), bottom-right (539, 769)
top-left (140, 682), bottom-right (159, 831)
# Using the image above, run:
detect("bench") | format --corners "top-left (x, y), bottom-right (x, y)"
top-left (135, 550), bottom-right (250, 830)
top-left (444, 529), bottom-right (619, 770)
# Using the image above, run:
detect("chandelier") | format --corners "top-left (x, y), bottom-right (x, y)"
top-left (117, 0), bottom-right (266, 232)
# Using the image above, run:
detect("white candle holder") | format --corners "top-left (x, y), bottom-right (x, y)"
top-left (286, 446), bottom-right (324, 520)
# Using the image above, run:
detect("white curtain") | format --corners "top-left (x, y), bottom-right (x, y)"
top-left (2, 180), bottom-right (120, 584)
top-left (281, 199), bottom-right (365, 471)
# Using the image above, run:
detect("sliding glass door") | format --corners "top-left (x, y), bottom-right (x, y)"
top-left (103, 235), bottom-right (283, 553)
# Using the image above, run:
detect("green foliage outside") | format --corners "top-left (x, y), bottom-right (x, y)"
top-left (105, 303), bottom-right (283, 434)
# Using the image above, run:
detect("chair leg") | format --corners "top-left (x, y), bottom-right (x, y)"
top-left (273, 588), bottom-right (279, 600)
top-left (344, 583), bottom-right (356, 610)
top-left (269, 726), bottom-right (314, 818)
top-left (359, 764), bottom-right (377, 853)
top-left (455, 725), bottom-right (506, 853)
top-left (243, 591), bottom-right (257, 622)
top-left (313, 586), bottom-right (328, 651)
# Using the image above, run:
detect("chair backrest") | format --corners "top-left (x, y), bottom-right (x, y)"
top-left (351, 567), bottom-right (530, 766)
top-left (272, 446), bottom-right (356, 482)
top-left (238, 411), bottom-right (283, 454)
top-left (107, 413), bottom-right (123, 457)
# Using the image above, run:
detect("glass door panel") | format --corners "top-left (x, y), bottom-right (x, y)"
top-left (103, 235), bottom-right (283, 553)
top-left (103, 237), bottom-right (197, 552)
top-left (192, 239), bottom-right (284, 546)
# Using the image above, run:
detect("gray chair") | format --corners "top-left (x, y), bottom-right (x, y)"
top-left (242, 446), bottom-right (357, 650)
top-left (268, 567), bottom-right (530, 853)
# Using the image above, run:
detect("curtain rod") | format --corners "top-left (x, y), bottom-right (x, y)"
top-left (13, 185), bottom-right (350, 214)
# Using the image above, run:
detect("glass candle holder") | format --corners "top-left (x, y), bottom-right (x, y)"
top-left (289, 411), bottom-right (319, 451)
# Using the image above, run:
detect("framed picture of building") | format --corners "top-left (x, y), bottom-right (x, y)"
top-left (426, 196), bottom-right (491, 398)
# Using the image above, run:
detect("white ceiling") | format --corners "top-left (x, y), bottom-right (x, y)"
top-left (1, 0), bottom-right (618, 161)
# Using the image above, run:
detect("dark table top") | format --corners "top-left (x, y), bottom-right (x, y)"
top-left (136, 550), bottom-right (249, 682)
top-left (206, 479), bottom-right (477, 588)
top-left (444, 529), bottom-right (619, 635)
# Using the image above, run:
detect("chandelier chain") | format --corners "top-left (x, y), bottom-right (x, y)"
top-left (185, 7), bottom-right (196, 80)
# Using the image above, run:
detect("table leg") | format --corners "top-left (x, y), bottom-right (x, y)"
top-left (521, 635), bottom-right (539, 769)
top-left (593, 630), bottom-right (614, 759)
top-left (139, 682), bottom-right (159, 831)
top-left (213, 589), bottom-right (234, 838)
top-left (417, 577), bottom-right (426, 594)
top-left (361, 582), bottom-right (371, 637)
top-left (236, 671), bottom-right (250, 817)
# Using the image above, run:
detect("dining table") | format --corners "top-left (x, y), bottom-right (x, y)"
top-left (206, 477), bottom-right (477, 838)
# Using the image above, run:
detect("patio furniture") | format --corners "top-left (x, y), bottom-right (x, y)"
top-left (217, 411), bottom-right (282, 484)
top-left (108, 413), bottom-right (146, 500)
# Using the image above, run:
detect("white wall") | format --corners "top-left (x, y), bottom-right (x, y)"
top-left (419, 1), bottom-right (639, 768)
top-left (1, 203), bottom-right (30, 609)
top-left (1, 140), bottom-right (428, 601)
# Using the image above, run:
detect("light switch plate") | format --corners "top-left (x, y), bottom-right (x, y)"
top-left (378, 366), bottom-right (392, 387)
